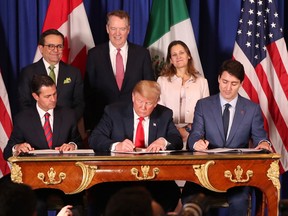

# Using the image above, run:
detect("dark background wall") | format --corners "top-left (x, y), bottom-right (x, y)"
top-left (0, 0), bottom-right (287, 116)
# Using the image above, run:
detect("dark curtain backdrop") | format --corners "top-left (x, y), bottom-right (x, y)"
top-left (1, 0), bottom-right (288, 205)
top-left (0, 0), bottom-right (287, 115)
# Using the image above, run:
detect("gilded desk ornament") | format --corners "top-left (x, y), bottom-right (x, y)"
top-left (11, 163), bottom-right (23, 183)
top-left (68, 162), bottom-right (98, 194)
top-left (224, 165), bottom-right (253, 183)
top-left (37, 167), bottom-right (66, 185)
top-left (267, 160), bottom-right (280, 201)
top-left (131, 165), bottom-right (160, 180)
top-left (193, 160), bottom-right (225, 192)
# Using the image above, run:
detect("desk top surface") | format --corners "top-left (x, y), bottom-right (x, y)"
top-left (8, 151), bottom-right (280, 163)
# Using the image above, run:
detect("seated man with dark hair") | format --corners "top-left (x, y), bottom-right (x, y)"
top-left (4, 74), bottom-right (81, 159)
top-left (4, 74), bottom-right (82, 216)
top-left (182, 59), bottom-right (272, 216)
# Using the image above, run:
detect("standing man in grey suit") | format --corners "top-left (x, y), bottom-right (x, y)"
top-left (182, 59), bottom-right (272, 216)
top-left (18, 29), bottom-right (84, 122)
top-left (84, 10), bottom-right (155, 131)
top-left (88, 80), bottom-right (183, 215)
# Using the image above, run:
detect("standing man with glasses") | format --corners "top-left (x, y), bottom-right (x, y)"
top-left (18, 29), bottom-right (84, 122)
top-left (84, 10), bottom-right (155, 132)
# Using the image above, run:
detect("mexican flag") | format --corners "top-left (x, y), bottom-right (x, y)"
top-left (144, 0), bottom-right (203, 77)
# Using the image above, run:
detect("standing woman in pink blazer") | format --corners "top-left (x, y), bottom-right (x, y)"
top-left (157, 40), bottom-right (209, 144)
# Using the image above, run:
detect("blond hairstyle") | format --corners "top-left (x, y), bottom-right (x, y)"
top-left (133, 80), bottom-right (161, 102)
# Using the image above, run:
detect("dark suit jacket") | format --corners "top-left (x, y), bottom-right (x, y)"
top-left (187, 94), bottom-right (269, 149)
top-left (18, 58), bottom-right (84, 120)
top-left (84, 42), bottom-right (155, 130)
top-left (89, 102), bottom-right (183, 152)
top-left (4, 106), bottom-right (82, 160)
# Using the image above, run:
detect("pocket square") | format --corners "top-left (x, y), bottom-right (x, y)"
top-left (63, 77), bottom-right (71, 84)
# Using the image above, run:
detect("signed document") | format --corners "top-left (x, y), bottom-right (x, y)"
top-left (111, 148), bottom-right (176, 154)
top-left (28, 149), bottom-right (95, 154)
top-left (197, 148), bottom-right (264, 153)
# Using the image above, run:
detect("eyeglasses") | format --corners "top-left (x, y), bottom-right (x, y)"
top-left (43, 44), bottom-right (64, 50)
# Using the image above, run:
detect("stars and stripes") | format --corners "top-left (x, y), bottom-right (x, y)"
top-left (0, 71), bottom-right (12, 178)
top-left (233, 0), bottom-right (288, 172)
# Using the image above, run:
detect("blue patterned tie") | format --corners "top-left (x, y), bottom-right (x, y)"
top-left (223, 103), bottom-right (231, 140)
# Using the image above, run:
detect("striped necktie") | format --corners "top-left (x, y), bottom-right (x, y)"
top-left (44, 112), bottom-right (53, 148)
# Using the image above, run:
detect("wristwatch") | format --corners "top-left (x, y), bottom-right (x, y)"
top-left (184, 125), bottom-right (191, 133)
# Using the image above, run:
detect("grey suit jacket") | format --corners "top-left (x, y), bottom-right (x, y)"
top-left (84, 42), bottom-right (155, 130)
top-left (187, 94), bottom-right (269, 149)
top-left (18, 59), bottom-right (84, 120)
top-left (4, 106), bottom-right (82, 160)
top-left (89, 102), bottom-right (183, 152)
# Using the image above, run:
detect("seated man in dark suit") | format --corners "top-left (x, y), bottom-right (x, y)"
top-left (88, 80), bottom-right (183, 215)
top-left (4, 74), bottom-right (81, 158)
top-left (182, 59), bottom-right (272, 216)
top-left (4, 74), bottom-right (82, 215)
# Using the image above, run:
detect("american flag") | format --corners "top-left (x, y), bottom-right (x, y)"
top-left (0, 70), bottom-right (12, 178)
top-left (233, 0), bottom-right (288, 172)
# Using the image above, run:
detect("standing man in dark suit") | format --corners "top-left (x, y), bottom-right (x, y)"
top-left (88, 80), bottom-right (183, 215)
top-left (18, 29), bottom-right (84, 122)
top-left (4, 74), bottom-right (81, 159)
top-left (182, 59), bottom-right (272, 216)
top-left (84, 10), bottom-right (155, 131)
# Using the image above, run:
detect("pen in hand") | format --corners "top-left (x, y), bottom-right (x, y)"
top-left (201, 135), bottom-right (209, 150)
top-left (201, 135), bottom-right (206, 143)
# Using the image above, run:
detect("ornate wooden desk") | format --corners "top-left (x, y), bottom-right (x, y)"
top-left (8, 151), bottom-right (280, 216)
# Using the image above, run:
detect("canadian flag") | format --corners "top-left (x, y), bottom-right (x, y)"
top-left (0, 70), bottom-right (13, 178)
top-left (34, 0), bottom-right (95, 78)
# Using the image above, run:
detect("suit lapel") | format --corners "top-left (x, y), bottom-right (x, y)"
top-left (123, 104), bottom-right (134, 140)
top-left (211, 95), bottom-right (226, 143)
top-left (148, 109), bottom-right (158, 144)
top-left (31, 108), bottom-right (50, 148)
top-left (38, 59), bottom-right (49, 75)
top-left (52, 108), bottom-right (61, 148)
top-left (226, 96), bottom-right (246, 145)
top-left (56, 62), bottom-right (66, 97)
top-left (104, 44), bottom-right (122, 93)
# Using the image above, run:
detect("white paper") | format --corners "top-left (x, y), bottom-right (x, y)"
top-left (29, 149), bottom-right (94, 154)
top-left (198, 148), bottom-right (263, 153)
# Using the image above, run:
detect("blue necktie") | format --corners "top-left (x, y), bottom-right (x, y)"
top-left (223, 103), bottom-right (231, 140)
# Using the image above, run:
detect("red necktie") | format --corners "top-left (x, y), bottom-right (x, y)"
top-left (116, 48), bottom-right (124, 90)
top-left (135, 117), bottom-right (145, 148)
top-left (44, 113), bottom-right (53, 148)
